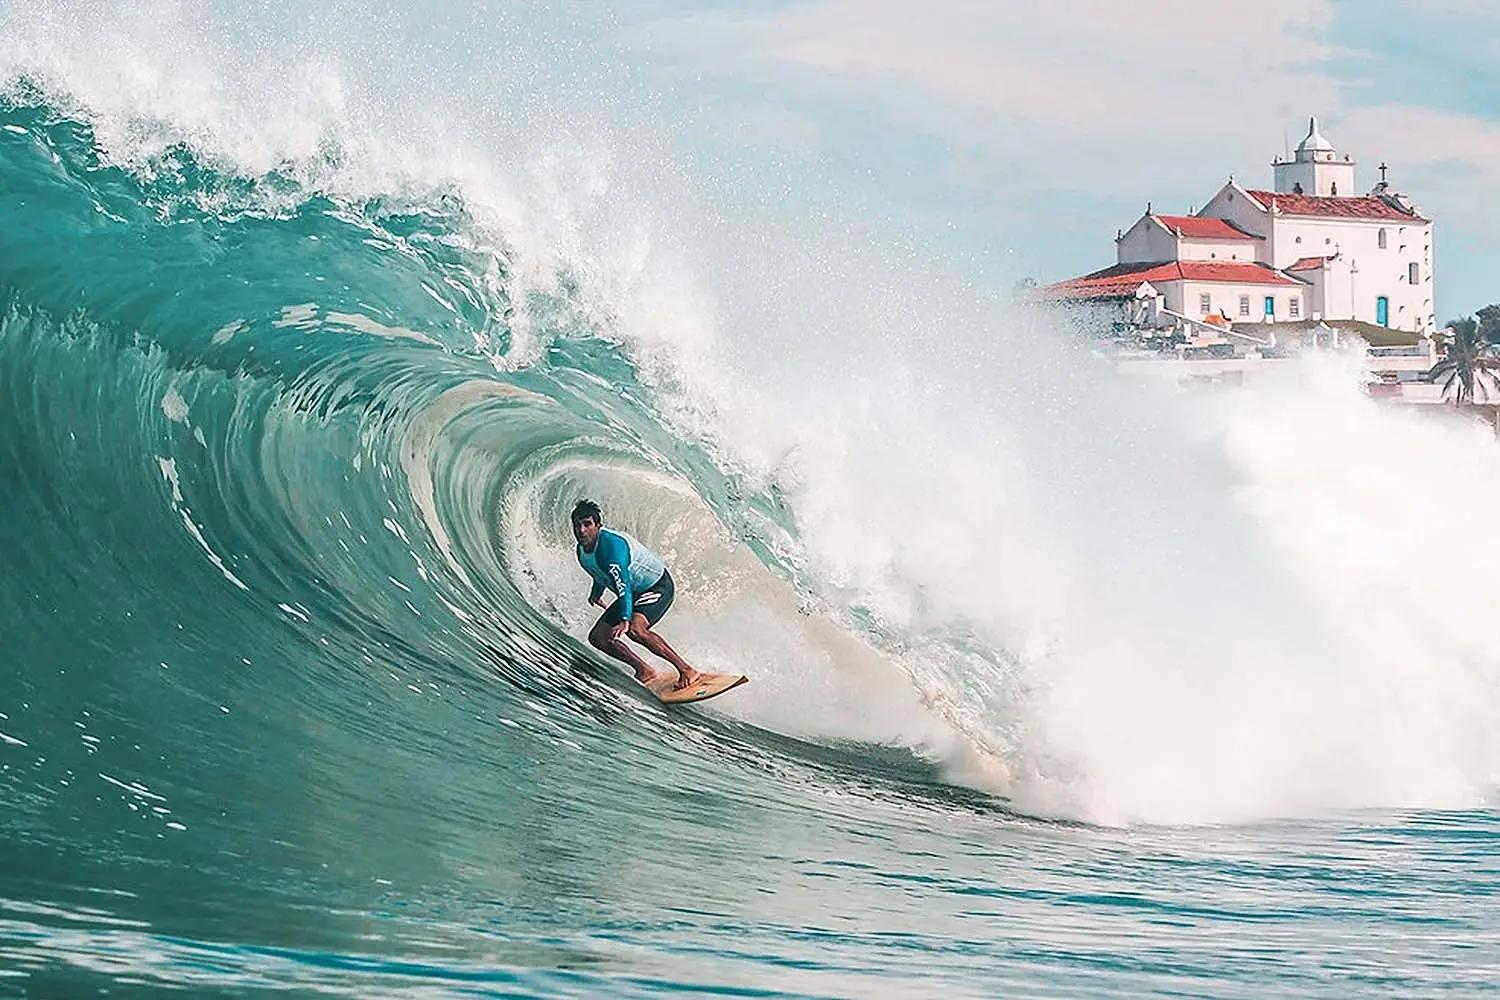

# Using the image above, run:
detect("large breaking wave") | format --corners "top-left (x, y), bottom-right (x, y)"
top-left (3, 8), bottom-right (1499, 860)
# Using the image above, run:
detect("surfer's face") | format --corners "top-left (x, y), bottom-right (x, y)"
top-left (573, 516), bottom-right (601, 551)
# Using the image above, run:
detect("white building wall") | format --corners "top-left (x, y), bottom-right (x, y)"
top-left (1320, 257), bottom-right (1352, 319)
top-left (1268, 217), bottom-right (1374, 268)
top-left (1422, 225), bottom-right (1436, 331)
top-left (1376, 222), bottom-right (1434, 332)
top-left (1294, 265), bottom-right (1331, 318)
top-left (1117, 216), bottom-right (1177, 264)
top-left (1175, 280), bottom-right (1307, 322)
top-left (1176, 237), bottom-right (1257, 262)
top-left (1273, 157), bottom-right (1356, 197)
top-left (1155, 279), bottom-right (1186, 317)
top-left (1197, 185), bottom-right (1273, 262)
top-left (1268, 216), bottom-right (1433, 331)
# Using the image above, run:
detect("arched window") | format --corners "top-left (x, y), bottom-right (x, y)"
top-left (1378, 229), bottom-right (1387, 249)
top-left (1330, 182), bottom-right (1338, 196)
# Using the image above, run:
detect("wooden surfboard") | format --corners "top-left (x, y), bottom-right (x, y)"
top-left (651, 672), bottom-right (748, 705)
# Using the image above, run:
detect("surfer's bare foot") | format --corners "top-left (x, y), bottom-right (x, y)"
top-left (673, 668), bottom-right (703, 690)
top-left (637, 668), bottom-right (672, 690)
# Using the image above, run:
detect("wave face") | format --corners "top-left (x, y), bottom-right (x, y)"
top-left (0, 87), bottom-right (1011, 994)
top-left (3, 36), bottom-right (1500, 995)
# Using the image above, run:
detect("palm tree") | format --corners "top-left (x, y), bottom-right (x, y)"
top-left (1430, 317), bottom-right (1500, 404)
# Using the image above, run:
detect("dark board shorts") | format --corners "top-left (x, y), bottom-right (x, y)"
top-left (600, 570), bottom-right (675, 628)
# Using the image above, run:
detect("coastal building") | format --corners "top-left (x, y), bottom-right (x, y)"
top-left (1043, 118), bottom-right (1435, 334)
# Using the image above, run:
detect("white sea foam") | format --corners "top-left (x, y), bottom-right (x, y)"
top-left (740, 332), bottom-right (1500, 825)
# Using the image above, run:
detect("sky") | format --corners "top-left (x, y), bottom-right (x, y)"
top-left (600, 0), bottom-right (1500, 319)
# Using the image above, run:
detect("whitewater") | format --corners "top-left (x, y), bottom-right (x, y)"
top-left (2, 4), bottom-right (1499, 995)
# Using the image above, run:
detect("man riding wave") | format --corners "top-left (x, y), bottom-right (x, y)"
top-left (571, 499), bottom-right (705, 692)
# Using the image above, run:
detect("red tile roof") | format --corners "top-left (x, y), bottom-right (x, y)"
top-left (1173, 261), bottom-right (1299, 285)
top-left (1246, 190), bottom-right (1425, 222)
top-left (1154, 215), bottom-right (1260, 240)
top-left (1287, 255), bottom-right (1332, 271)
top-left (1040, 276), bottom-right (1154, 300)
top-left (1040, 260), bottom-right (1299, 299)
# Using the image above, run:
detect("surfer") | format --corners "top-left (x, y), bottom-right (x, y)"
top-left (571, 499), bottom-right (705, 691)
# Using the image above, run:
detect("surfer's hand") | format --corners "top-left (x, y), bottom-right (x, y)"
top-left (610, 620), bottom-right (629, 641)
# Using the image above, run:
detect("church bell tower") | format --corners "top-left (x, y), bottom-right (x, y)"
top-left (1272, 117), bottom-right (1357, 197)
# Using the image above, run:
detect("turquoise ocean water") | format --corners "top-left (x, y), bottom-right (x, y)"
top-left (3, 76), bottom-right (1500, 997)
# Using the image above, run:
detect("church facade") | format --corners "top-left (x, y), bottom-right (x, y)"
top-left (1043, 118), bottom-right (1435, 334)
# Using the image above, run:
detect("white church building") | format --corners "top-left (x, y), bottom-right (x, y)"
top-left (1043, 118), bottom-right (1435, 334)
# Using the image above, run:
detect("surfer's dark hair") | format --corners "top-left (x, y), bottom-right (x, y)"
top-left (570, 499), bottom-right (603, 527)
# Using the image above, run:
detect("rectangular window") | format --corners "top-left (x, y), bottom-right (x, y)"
top-left (1289, 298), bottom-right (1300, 318)
top-left (1238, 295), bottom-right (1250, 317)
top-left (1264, 296), bottom-right (1275, 318)
top-left (1199, 293), bottom-right (1212, 314)
top-left (1409, 262), bottom-right (1419, 284)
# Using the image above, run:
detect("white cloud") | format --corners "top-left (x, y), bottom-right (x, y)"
top-left (1339, 104), bottom-right (1500, 229)
top-left (755, 1), bottom-right (1337, 133)
top-left (638, 2), bottom-right (1343, 176)
top-left (631, 2), bottom-right (1500, 192)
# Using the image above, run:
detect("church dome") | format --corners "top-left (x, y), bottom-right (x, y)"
top-left (1297, 116), bottom-right (1334, 153)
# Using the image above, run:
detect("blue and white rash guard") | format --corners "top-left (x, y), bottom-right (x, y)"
top-left (577, 528), bottom-right (667, 621)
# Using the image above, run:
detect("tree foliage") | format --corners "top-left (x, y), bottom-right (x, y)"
top-left (1477, 304), bottom-right (1500, 344)
top-left (1434, 307), bottom-right (1500, 404)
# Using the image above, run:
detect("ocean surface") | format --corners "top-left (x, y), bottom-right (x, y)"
top-left (4, 52), bottom-right (1500, 998)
